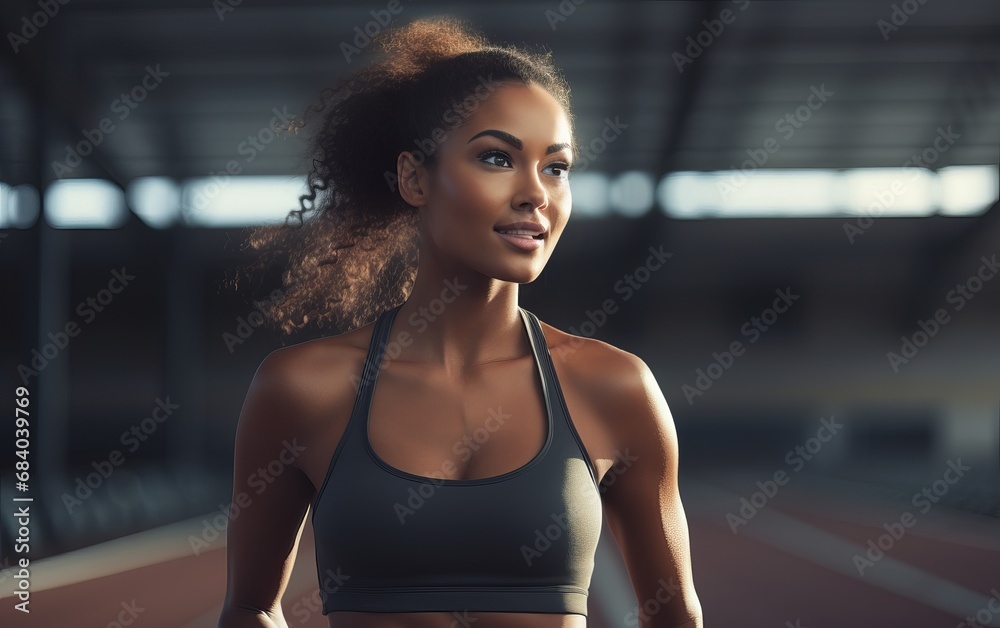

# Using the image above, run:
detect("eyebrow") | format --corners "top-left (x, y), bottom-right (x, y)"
top-left (467, 129), bottom-right (572, 158)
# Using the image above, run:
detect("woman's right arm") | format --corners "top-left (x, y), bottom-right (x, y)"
top-left (218, 348), bottom-right (317, 628)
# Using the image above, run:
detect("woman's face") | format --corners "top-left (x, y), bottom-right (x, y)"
top-left (402, 82), bottom-right (574, 284)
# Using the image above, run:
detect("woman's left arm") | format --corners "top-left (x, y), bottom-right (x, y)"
top-left (598, 352), bottom-right (703, 628)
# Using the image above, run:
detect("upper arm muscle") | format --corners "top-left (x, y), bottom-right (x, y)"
top-left (597, 352), bottom-right (703, 627)
top-left (222, 347), bottom-right (319, 623)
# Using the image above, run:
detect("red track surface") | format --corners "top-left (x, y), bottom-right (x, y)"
top-left (2, 482), bottom-right (996, 628)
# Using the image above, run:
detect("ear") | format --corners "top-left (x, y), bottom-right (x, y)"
top-left (396, 151), bottom-right (431, 208)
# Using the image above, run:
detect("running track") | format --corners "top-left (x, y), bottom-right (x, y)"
top-left (2, 475), bottom-right (997, 627)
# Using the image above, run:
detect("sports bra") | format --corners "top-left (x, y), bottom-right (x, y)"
top-left (310, 303), bottom-right (604, 616)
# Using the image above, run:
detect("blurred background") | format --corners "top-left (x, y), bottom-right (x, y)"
top-left (1, 0), bottom-right (998, 626)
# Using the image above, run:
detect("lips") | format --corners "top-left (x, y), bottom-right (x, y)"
top-left (495, 229), bottom-right (544, 251)
top-left (493, 229), bottom-right (543, 239)
top-left (493, 221), bottom-right (547, 239)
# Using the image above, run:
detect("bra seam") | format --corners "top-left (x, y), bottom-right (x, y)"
top-left (328, 584), bottom-right (589, 595)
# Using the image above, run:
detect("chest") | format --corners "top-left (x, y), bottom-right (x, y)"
top-left (297, 354), bottom-right (620, 498)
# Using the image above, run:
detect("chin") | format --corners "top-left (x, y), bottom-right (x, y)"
top-left (494, 264), bottom-right (544, 284)
top-left (506, 272), bottom-right (540, 284)
top-left (468, 243), bottom-right (553, 283)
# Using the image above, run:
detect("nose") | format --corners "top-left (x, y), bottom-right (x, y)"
top-left (514, 168), bottom-right (548, 213)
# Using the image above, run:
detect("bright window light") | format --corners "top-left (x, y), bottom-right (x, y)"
top-left (657, 172), bottom-right (692, 218)
top-left (938, 165), bottom-right (998, 216)
top-left (181, 175), bottom-right (307, 227)
top-left (609, 171), bottom-right (654, 217)
top-left (721, 169), bottom-right (838, 216)
top-left (45, 179), bottom-right (126, 228)
top-left (659, 167), bottom-right (997, 218)
top-left (843, 168), bottom-right (936, 217)
top-left (660, 170), bottom-right (840, 218)
top-left (0, 182), bottom-right (7, 227)
top-left (127, 177), bottom-right (181, 228)
top-left (568, 172), bottom-right (611, 218)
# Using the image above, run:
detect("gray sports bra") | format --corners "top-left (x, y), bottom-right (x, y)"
top-left (310, 304), bottom-right (604, 615)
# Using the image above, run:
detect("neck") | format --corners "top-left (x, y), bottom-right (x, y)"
top-left (391, 247), bottom-right (530, 376)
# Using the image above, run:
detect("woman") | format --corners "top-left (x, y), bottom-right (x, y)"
top-left (219, 16), bottom-right (702, 628)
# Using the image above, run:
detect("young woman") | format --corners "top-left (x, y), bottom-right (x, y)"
top-left (219, 16), bottom-right (702, 628)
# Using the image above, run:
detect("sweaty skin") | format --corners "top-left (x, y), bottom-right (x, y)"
top-left (219, 82), bottom-right (702, 628)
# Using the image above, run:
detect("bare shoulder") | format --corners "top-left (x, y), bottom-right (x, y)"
top-left (536, 318), bottom-right (652, 389)
top-left (535, 319), bottom-right (662, 440)
top-left (238, 322), bottom-right (376, 442)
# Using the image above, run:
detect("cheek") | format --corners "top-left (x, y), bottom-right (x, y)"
top-left (550, 186), bottom-right (571, 229)
top-left (435, 166), bottom-right (505, 234)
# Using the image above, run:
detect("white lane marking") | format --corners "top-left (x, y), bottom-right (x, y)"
top-left (684, 479), bottom-right (1000, 626)
top-left (0, 512), bottom-right (224, 598)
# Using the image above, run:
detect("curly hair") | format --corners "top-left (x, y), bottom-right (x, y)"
top-left (228, 15), bottom-right (576, 334)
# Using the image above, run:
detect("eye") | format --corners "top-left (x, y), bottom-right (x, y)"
top-left (544, 162), bottom-right (572, 178)
top-left (478, 150), bottom-right (513, 169)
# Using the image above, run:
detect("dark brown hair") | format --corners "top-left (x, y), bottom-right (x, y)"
top-left (230, 15), bottom-right (575, 334)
